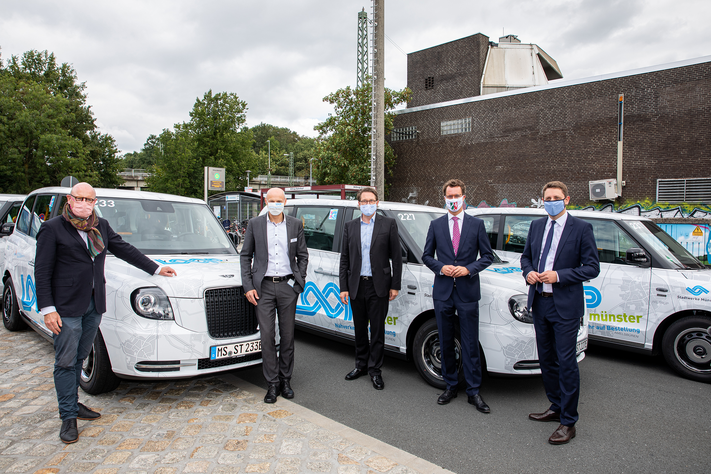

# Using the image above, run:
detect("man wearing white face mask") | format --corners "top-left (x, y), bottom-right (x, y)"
top-left (339, 187), bottom-right (401, 389)
top-left (240, 188), bottom-right (309, 403)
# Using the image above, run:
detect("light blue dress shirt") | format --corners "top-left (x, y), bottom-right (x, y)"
top-left (359, 214), bottom-right (375, 277)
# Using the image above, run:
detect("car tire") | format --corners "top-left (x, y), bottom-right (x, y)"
top-left (661, 315), bottom-right (711, 383)
top-left (412, 318), bottom-right (464, 389)
top-left (3, 278), bottom-right (27, 331)
top-left (80, 330), bottom-right (122, 395)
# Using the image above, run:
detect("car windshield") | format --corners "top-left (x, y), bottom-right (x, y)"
top-left (94, 197), bottom-right (236, 255)
top-left (626, 220), bottom-right (705, 270)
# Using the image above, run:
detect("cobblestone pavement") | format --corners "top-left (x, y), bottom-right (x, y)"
top-left (0, 325), bottom-right (451, 474)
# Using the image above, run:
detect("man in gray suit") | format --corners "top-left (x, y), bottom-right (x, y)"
top-left (240, 188), bottom-right (309, 403)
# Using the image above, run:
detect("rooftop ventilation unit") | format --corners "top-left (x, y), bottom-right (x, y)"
top-left (589, 179), bottom-right (619, 200)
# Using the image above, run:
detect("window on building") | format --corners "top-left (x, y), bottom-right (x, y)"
top-left (441, 117), bottom-right (471, 135)
top-left (657, 178), bottom-right (711, 203)
top-left (425, 76), bottom-right (434, 90)
top-left (390, 126), bottom-right (417, 141)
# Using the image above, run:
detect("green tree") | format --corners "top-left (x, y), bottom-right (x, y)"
top-left (248, 123), bottom-right (318, 180)
top-left (313, 83), bottom-right (410, 194)
top-left (0, 50), bottom-right (121, 193)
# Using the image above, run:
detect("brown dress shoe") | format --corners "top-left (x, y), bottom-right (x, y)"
top-left (548, 424), bottom-right (576, 445)
top-left (528, 409), bottom-right (560, 422)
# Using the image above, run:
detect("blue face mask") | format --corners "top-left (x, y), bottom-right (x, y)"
top-left (543, 199), bottom-right (566, 217)
top-left (360, 204), bottom-right (377, 216)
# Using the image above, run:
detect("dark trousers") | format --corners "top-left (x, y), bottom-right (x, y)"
top-left (256, 279), bottom-right (298, 385)
top-left (433, 287), bottom-right (482, 395)
top-left (350, 278), bottom-right (389, 376)
top-left (53, 296), bottom-right (102, 420)
top-left (532, 293), bottom-right (580, 426)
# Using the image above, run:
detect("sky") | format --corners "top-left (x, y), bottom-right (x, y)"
top-left (2, 0), bottom-right (710, 154)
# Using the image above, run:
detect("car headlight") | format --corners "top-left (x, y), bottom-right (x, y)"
top-left (131, 288), bottom-right (174, 320)
top-left (508, 294), bottom-right (533, 324)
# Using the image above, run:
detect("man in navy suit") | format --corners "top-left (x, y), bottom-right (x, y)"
top-left (422, 179), bottom-right (493, 412)
top-left (520, 181), bottom-right (599, 445)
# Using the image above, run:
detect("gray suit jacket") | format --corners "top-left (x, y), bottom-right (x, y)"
top-left (240, 214), bottom-right (309, 296)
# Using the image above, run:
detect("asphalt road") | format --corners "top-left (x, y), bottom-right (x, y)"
top-left (234, 329), bottom-right (711, 474)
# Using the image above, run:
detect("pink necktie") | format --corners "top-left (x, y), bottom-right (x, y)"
top-left (452, 216), bottom-right (460, 255)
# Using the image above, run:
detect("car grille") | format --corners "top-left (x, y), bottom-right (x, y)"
top-left (198, 352), bottom-right (262, 370)
top-left (204, 287), bottom-right (258, 339)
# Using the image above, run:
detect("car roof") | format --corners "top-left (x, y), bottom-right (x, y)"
top-left (26, 187), bottom-right (205, 205)
top-left (466, 206), bottom-right (651, 222)
top-left (0, 194), bottom-right (27, 200)
top-left (285, 198), bottom-right (447, 214)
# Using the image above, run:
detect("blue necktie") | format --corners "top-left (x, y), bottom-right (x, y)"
top-left (537, 220), bottom-right (556, 294)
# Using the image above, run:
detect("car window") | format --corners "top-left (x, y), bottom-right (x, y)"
top-left (477, 215), bottom-right (499, 250)
top-left (15, 196), bottom-right (36, 235)
top-left (581, 218), bottom-right (637, 264)
top-left (502, 215), bottom-right (537, 253)
top-left (29, 195), bottom-right (57, 238)
top-left (394, 210), bottom-right (446, 255)
top-left (294, 206), bottom-right (339, 251)
top-left (4, 202), bottom-right (21, 223)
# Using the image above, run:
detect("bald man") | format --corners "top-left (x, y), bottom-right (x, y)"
top-left (35, 183), bottom-right (176, 444)
top-left (240, 188), bottom-right (309, 403)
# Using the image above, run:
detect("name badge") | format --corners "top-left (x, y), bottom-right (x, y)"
top-left (290, 238), bottom-right (297, 243)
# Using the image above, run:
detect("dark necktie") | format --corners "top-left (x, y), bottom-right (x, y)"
top-left (537, 220), bottom-right (556, 293)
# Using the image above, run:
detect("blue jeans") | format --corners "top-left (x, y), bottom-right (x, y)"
top-left (53, 296), bottom-right (102, 420)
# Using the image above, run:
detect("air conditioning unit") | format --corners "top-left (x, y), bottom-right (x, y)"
top-left (589, 179), bottom-right (618, 200)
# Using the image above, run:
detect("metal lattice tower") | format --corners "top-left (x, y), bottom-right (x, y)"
top-left (357, 9), bottom-right (368, 88)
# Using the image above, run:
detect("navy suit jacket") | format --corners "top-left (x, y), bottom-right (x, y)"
top-left (520, 213), bottom-right (600, 318)
top-left (35, 215), bottom-right (159, 317)
top-left (422, 213), bottom-right (494, 303)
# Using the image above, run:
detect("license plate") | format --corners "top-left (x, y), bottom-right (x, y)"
top-left (210, 340), bottom-right (261, 360)
top-left (576, 338), bottom-right (588, 354)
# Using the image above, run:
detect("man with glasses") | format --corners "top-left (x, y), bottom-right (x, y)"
top-left (35, 183), bottom-right (177, 444)
top-left (339, 187), bottom-right (401, 390)
top-left (422, 179), bottom-right (493, 412)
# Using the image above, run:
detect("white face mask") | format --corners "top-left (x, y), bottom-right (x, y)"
top-left (445, 197), bottom-right (464, 214)
top-left (267, 202), bottom-right (284, 216)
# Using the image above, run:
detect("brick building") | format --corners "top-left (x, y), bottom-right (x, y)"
top-left (388, 34), bottom-right (711, 208)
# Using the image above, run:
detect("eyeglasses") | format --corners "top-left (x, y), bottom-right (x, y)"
top-left (69, 195), bottom-right (97, 203)
top-left (359, 200), bottom-right (377, 205)
top-left (445, 194), bottom-right (463, 199)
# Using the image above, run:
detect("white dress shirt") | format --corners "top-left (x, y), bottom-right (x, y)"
top-left (265, 217), bottom-right (291, 277)
top-left (539, 211), bottom-right (568, 292)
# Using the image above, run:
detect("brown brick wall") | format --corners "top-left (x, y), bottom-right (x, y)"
top-left (389, 61), bottom-right (711, 208)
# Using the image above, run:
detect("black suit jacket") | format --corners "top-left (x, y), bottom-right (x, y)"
top-left (35, 215), bottom-right (159, 317)
top-left (339, 215), bottom-right (402, 299)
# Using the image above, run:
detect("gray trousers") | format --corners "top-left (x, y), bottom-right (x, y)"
top-left (256, 279), bottom-right (298, 385)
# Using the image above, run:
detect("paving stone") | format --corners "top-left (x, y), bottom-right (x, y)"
top-left (244, 463), bottom-right (271, 473)
top-left (338, 467), bottom-right (363, 474)
top-left (184, 460), bottom-right (212, 472)
top-left (307, 461), bottom-right (334, 472)
top-left (255, 434), bottom-right (276, 443)
top-left (191, 445), bottom-right (220, 459)
top-left (279, 439), bottom-right (303, 455)
top-left (141, 440), bottom-right (171, 452)
top-left (129, 454), bottom-right (160, 469)
top-left (338, 453), bottom-right (360, 465)
top-left (217, 451), bottom-right (245, 465)
top-left (365, 456), bottom-right (398, 472)
top-left (224, 439), bottom-right (248, 451)
top-left (103, 450), bottom-right (132, 464)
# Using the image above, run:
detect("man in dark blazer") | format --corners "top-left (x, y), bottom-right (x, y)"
top-left (521, 181), bottom-right (600, 445)
top-left (422, 179), bottom-right (493, 412)
top-left (339, 187), bottom-right (402, 390)
top-left (240, 188), bottom-right (309, 403)
top-left (35, 183), bottom-right (176, 444)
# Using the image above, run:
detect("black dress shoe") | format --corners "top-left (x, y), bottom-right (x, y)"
top-left (264, 384), bottom-right (279, 404)
top-left (371, 374), bottom-right (384, 390)
top-left (468, 393), bottom-right (491, 413)
top-left (345, 368), bottom-right (366, 380)
top-left (437, 389), bottom-right (458, 405)
top-left (280, 380), bottom-right (294, 399)
top-left (549, 424), bottom-right (576, 445)
top-left (529, 409), bottom-right (560, 422)
top-left (60, 418), bottom-right (78, 444)
top-left (77, 402), bottom-right (101, 420)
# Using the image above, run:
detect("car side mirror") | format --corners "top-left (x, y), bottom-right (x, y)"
top-left (626, 247), bottom-right (650, 267)
top-left (0, 222), bottom-right (14, 236)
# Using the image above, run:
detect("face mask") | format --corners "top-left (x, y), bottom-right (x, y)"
top-left (267, 202), bottom-right (284, 216)
top-left (360, 204), bottom-right (377, 216)
top-left (543, 199), bottom-right (566, 217)
top-left (70, 201), bottom-right (94, 219)
top-left (445, 197), bottom-right (464, 214)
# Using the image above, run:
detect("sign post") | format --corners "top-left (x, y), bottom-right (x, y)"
top-left (204, 167), bottom-right (225, 202)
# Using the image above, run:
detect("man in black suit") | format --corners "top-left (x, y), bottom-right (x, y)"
top-left (339, 187), bottom-right (402, 390)
top-left (521, 181), bottom-right (600, 445)
top-left (35, 183), bottom-right (176, 444)
top-left (240, 188), bottom-right (309, 403)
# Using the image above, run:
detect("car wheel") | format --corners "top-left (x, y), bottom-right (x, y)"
top-left (662, 315), bottom-right (711, 383)
top-left (412, 318), bottom-right (463, 389)
top-left (80, 330), bottom-right (121, 395)
top-left (3, 278), bottom-right (27, 331)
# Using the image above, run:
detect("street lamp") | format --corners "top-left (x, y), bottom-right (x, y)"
top-left (245, 170), bottom-right (250, 190)
top-left (309, 158), bottom-right (314, 186)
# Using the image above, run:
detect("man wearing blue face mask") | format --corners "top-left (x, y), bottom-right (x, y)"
top-left (521, 181), bottom-right (599, 445)
top-left (241, 187), bottom-right (309, 403)
top-left (339, 187), bottom-right (401, 389)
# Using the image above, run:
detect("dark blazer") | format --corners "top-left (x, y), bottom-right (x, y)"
top-left (339, 215), bottom-right (402, 299)
top-left (240, 214), bottom-right (309, 296)
top-left (35, 215), bottom-right (159, 317)
top-left (422, 213), bottom-right (494, 303)
top-left (520, 214), bottom-right (600, 318)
